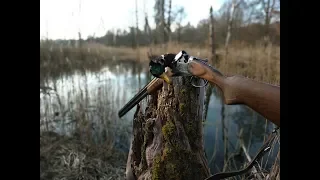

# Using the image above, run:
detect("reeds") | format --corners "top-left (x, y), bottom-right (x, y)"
top-left (40, 41), bottom-right (280, 84)
top-left (40, 131), bottom-right (127, 180)
top-left (40, 65), bottom-right (133, 179)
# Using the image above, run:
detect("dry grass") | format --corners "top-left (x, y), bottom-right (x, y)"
top-left (40, 41), bottom-right (280, 85)
top-left (268, 150), bottom-right (280, 179)
top-left (142, 42), bottom-right (280, 85)
top-left (40, 131), bottom-right (126, 180)
top-left (217, 44), bottom-right (280, 85)
top-left (40, 69), bottom-right (132, 179)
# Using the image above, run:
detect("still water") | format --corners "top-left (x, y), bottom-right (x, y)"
top-left (40, 61), bottom-right (279, 173)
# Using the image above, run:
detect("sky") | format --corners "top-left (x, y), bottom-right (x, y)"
top-left (40, 0), bottom-right (223, 40)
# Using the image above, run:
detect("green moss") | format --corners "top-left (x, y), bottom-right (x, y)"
top-left (153, 118), bottom-right (204, 180)
top-left (179, 103), bottom-right (185, 112)
top-left (152, 154), bottom-right (163, 180)
top-left (180, 88), bottom-right (187, 95)
top-left (153, 143), bottom-right (203, 180)
top-left (162, 146), bottom-right (171, 160)
top-left (162, 120), bottom-right (175, 141)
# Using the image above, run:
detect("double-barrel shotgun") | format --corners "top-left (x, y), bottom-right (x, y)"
top-left (119, 50), bottom-right (280, 127)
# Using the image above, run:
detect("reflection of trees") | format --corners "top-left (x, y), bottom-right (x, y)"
top-left (204, 84), bottom-right (214, 121)
top-left (230, 105), bottom-right (266, 147)
top-left (41, 56), bottom-right (148, 83)
top-left (131, 62), bottom-right (144, 89)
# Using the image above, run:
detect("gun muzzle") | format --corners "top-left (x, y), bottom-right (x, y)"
top-left (118, 70), bottom-right (171, 118)
top-left (118, 78), bottom-right (156, 118)
top-left (118, 88), bottom-right (148, 118)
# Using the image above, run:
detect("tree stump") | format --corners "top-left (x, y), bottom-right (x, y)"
top-left (126, 76), bottom-right (210, 180)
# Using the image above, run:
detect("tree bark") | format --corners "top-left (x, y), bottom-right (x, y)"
top-left (126, 76), bottom-right (210, 180)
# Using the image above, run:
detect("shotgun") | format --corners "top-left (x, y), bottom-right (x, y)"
top-left (149, 50), bottom-right (280, 127)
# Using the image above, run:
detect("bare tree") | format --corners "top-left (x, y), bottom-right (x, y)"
top-left (166, 0), bottom-right (172, 43)
top-left (160, 0), bottom-right (166, 44)
top-left (112, 28), bottom-right (117, 46)
top-left (203, 6), bottom-right (216, 123)
top-left (262, 0), bottom-right (276, 38)
top-left (154, 0), bottom-right (166, 44)
top-left (144, 0), bottom-right (152, 46)
top-left (135, 0), bottom-right (140, 52)
top-left (225, 0), bottom-right (241, 55)
top-left (243, 0), bottom-right (280, 43)
top-left (175, 7), bottom-right (186, 44)
top-left (209, 6), bottom-right (216, 65)
top-left (78, 32), bottom-right (82, 48)
top-left (144, 11), bottom-right (153, 54)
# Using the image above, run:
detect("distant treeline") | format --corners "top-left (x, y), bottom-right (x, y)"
top-left (41, 0), bottom-right (280, 48)
top-left (89, 22), bottom-right (279, 47)
top-left (43, 22), bottom-right (279, 48)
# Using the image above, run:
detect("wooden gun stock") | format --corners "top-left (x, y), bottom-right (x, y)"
top-left (188, 60), bottom-right (280, 127)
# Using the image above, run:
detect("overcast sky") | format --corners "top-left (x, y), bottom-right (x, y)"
top-left (40, 0), bottom-right (223, 40)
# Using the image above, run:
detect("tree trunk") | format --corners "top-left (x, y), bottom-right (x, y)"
top-left (177, 25), bottom-right (181, 43)
top-left (209, 6), bottom-right (216, 65)
top-left (144, 14), bottom-right (153, 54)
top-left (160, 0), bottom-right (166, 44)
top-left (166, 0), bottom-right (172, 43)
top-left (135, 0), bottom-right (140, 57)
top-left (225, 0), bottom-right (237, 57)
top-left (126, 76), bottom-right (210, 180)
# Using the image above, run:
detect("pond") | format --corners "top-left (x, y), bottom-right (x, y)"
top-left (40, 61), bottom-right (279, 174)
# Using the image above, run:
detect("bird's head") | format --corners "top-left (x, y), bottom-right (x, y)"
top-left (149, 53), bottom-right (176, 84)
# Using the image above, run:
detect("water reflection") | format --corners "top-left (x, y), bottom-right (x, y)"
top-left (203, 88), bottom-right (278, 172)
top-left (40, 61), bottom-right (278, 173)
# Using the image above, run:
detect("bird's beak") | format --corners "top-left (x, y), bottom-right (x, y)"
top-left (159, 73), bottom-right (172, 84)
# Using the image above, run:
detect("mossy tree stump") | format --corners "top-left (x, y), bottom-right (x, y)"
top-left (126, 76), bottom-right (210, 180)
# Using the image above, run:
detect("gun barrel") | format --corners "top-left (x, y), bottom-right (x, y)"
top-left (118, 77), bottom-right (156, 118)
top-left (118, 88), bottom-right (148, 118)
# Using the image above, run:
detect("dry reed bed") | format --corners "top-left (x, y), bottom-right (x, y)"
top-left (40, 66), bottom-right (131, 179)
top-left (40, 131), bottom-right (126, 180)
top-left (40, 42), bottom-right (280, 85)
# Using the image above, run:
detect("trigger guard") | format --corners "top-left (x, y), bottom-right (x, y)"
top-left (190, 76), bottom-right (208, 87)
top-left (202, 79), bottom-right (208, 86)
